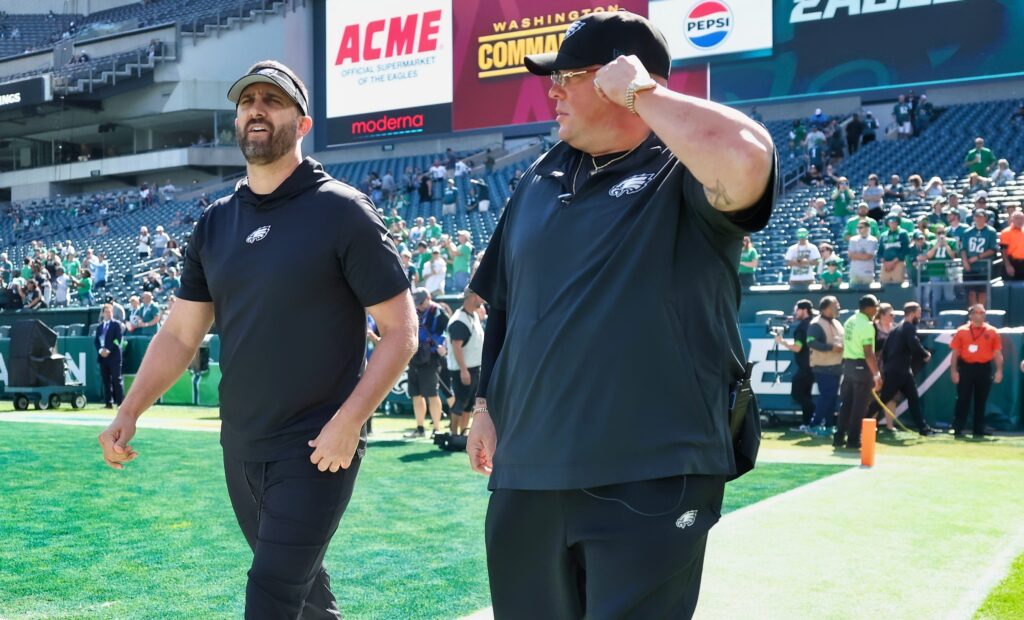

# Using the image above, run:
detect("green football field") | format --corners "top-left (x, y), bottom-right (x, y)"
top-left (0, 406), bottom-right (1022, 619)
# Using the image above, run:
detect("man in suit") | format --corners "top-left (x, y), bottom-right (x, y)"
top-left (95, 303), bottom-right (125, 409)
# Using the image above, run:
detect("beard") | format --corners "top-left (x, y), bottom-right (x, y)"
top-left (238, 119), bottom-right (297, 165)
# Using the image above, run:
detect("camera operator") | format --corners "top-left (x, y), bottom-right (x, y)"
top-left (405, 288), bottom-right (449, 438)
top-left (773, 299), bottom-right (816, 429)
top-left (807, 296), bottom-right (844, 435)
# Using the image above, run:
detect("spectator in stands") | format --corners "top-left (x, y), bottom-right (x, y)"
top-left (826, 122), bottom-right (845, 165)
top-left (785, 228), bottom-right (820, 286)
top-left (20, 279), bottom-right (43, 311)
top-left (915, 96), bottom-right (932, 133)
top-left (1006, 201), bottom-right (1020, 221)
top-left (0, 253), bottom-right (11, 285)
top-left (806, 127), bottom-right (827, 171)
top-left (965, 173), bottom-right (989, 197)
top-left (381, 170), bottom-right (396, 206)
top-left (999, 211), bottom-right (1024, 281)
top-left (161, 268), bottom-right (181, 296)
top-left (468, 176), bottom-right (491, 212)
top-left (429, 159), bottom-right (447, 203)
top-left (106, 295), bottom-right (126, 323)
top-left (822, 164), bottom-right (840, 187)
top-left (975, 194), bottom-right (1000, 229)
top-left (422, 248), bottom-right (447, 297)
top-left (961, 209), bottom-right (999, 307)
top-left (861, 111), bottom-right (878, 145)
top-left (884, 174), bottom-right (905, 203)
top-left (926, 198), bottom-right (947, 230)
top-left (807, 295), bottom-right (844, 434)
top-left (923, 176), bottom-right (945, 198)
top-left (738, 236), bottom-right (758, 287)
top-left (412, 241), bottom-right (431, 280)
top-left (949, 305), bottom-right (1002, 438)
top-left (893, 95), bottom-right (912, 140)
top-left (137, 226), bottom-right (152, 259)
top-left (847, 221), bottom-right (878, 286)
top-left (911, 216), bottom-right (933, 244)
top-left (798, 197), bottom-right (827, 224)
top-left (906, 232), bottom-right (930, 284)
top-left (441, 178), bottom-right (459, 216)
top-left (367, 172), bottom-right (383, 204)
top-left (844, 203), bottom-right (879, 240)
top-left (454, 158), bottom-right (471, 182)
top-left (861, 174), bottom-right (884, 217)
top-left (816, 243), bottom-right (837, 276)
top-left (846, 114), bottom-right (864, 154)
top-left (141, 271), bottom-right (161, 294)
top-left (990, 159), bottom-right (1015, 186)
top-left (809, 108), bottom-right (828, 127)
top-left (799, 164), bottom-right (824, 187)
top-left (947, 208), bottom-right (970, 244)
top-left (820, 257), bottom-right (843, 290)
top-left (788, 119), bottom-right (807, 158)
top-left (905, 174), bottom-right (925, 200)
top-left (964, 137), bottom-right (996, 177)
top-left (52, 266), bottom-right (71, 308)
top-left (890, 205), bottom-right (915, 233)
top-left (445, 148), bottom-right (457, 169)
top-left (133, 291), bottom-right (161, 336)
top-left (125, 295), bottom-right (141, 332)
top-left (424, 216), bottom-right (442, 243)
top-left (484, 150), bottom-right (496, 174)
top-left (408, 217), bottom-right (426, 246)
top-left (878, 215), bottom-right (910, 285)
top-left (151, 225), bottom-right (170, 257)
top-left (139, 184), bottom-right (152, 207)
top-left (400, 251), bottom-right (418, 285)
top-left (18, 257), bottom-right (31, 281)
top-left (446, 231), bottom-right (474, 292)
top-left (63, 252), bottom-right (80, 277)
top-left (74, 268), bottom-right (93, 306)
top-left (405, 288), bottom-right (448, 438)
top-left (831, 176), bottom-right (856, 217)
top-left (164, 239), bottom-right (182, 268)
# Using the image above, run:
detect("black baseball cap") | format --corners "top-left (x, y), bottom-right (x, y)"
top-left (524, 11), bottom-right (671, 79)
top-left (227, 64), bottom-right (308, 116)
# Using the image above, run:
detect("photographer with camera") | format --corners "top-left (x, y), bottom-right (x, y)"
top-left (806, 296), bottom-right (844, 435)
top-left (405, 288), bottom-right (449, 438)
top-left (773, 299), bottom-right (816, 429)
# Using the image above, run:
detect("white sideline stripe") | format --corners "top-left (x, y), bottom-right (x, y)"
top-left (946, 526), bottom-right (1024, 620)
top-left (0, 415), bottom-right (219, 432)
top-left (458, 466), bottom-right (862, 620)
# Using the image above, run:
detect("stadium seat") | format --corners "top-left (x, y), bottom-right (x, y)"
top-left (938, 310), bottom-right (969, 329)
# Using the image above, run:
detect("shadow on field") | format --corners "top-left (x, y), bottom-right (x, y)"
top-left (399, 449), bottom-right (456, 463)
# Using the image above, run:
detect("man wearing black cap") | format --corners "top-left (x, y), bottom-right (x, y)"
top-left (466, 11), bottom-right (776, 618)
top-left (97, 60), bottom-right (417, 618)
top-left (774, 300), bottom-right (816, 429)
top-left (836, 294), bottom-right (883, 449)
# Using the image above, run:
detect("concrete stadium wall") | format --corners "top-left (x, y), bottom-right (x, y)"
top-left (2, 0), bottom-right (136, 15)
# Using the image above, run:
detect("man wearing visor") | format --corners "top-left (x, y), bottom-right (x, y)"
top-left (97, 60), bottom-right (417, 618)
top-left (467, 11), bottom-right (777, 618)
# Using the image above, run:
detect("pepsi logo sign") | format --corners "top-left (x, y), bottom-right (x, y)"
top-left (685, 0), bottom-right (733, 50)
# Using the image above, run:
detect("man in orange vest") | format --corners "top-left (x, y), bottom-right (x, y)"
top-left (949, 304), bottom-right (1003, 438)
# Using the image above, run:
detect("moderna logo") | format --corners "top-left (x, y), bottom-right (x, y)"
top-left (685, 1), bottom-right (733, 50)
top-left (335, 10), bottom-right (442, 65)
top-left (351, 113), bottom-right (425, 136)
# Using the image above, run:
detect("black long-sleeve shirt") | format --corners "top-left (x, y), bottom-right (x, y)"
top-left (882, 319), bottom-right (929, 374)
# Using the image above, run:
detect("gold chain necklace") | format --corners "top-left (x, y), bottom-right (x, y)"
top-left (590, 142), bottom-right (642, 174)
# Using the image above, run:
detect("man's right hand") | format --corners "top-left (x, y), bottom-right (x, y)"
top-left (98, 413), bottom-right (139, 470)
top-left (460, 368), bottom-right (471, 386)
top-left (951, 370), bottom-right (960, 385)
top-left (467, 408), bottom-right (496, 475)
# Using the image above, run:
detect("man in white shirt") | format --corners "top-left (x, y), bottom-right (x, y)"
top-left (52, 266), bottom-right (71, 307)
top-left (848, 220), bottom-right (879, 286)
top-left (446, 288), bottom-right (485, 436)
top-left (429, 160), bottom-right (447, 204)
top-left (422, 248), bottom-right (447, 296)
top-left (152, 226), bottom-right (170, 257)
top-left (785, 228), bottom-right (821, 286)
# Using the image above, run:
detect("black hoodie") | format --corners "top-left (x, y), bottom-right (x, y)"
top-left (179, 157), bottom-right (409, 460)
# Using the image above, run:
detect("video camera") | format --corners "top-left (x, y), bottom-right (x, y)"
top-left (765, 315), bottom-right (793, 337)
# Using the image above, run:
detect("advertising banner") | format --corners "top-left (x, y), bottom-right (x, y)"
top-left (323, 0), bottom-right (454, 145)
top-left (451, 0), bottom-right (707, 132)
top-left (710, 0), bottom-right (1019, 102)
top-left (742, 324), bottom-right (1024, 431)
top-left (649, 0), bottom-right (773, 65)
top-left (0, 75), bottom-right (51, 112)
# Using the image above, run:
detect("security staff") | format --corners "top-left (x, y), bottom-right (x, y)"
top-left (949, 304), bottom-right (1003, 438)
top-left (94, 303), bottom-right (125, 409)
top-left (774, 299), bottom-right (815, 428)
top-left (836, 294), bottom-right (883, 449)
top-left (807, 296), bottom-right (844, 433)
top-left (868, 302), bottom-right (934, 435)
top-left (466, 12), bottom-right (776, 618)
top-left (98, 60), bottom-right (417, 618)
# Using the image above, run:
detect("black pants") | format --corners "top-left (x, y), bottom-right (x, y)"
top-left (486, 475), bottom-right (725, 619)
top-left (791, 369), bottom-right (815, 426)
top-left (1005, 256), bottom-right (1024, 281)
top-left (99, 355), bottom-right (124, 405)
top-left (223, 452), bottom-right (362, 619)
top-left (837, 360), bottom-right (873, 446)
top-left (868, 371), bottom-right (928, 430)
top-left (954, 361), bottom-right (992, 435)
top-left (451, 365), bottom-right (480, 415)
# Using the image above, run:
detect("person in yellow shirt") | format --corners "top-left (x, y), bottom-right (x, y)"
top-left (835, 294), bottom-right (882, 449)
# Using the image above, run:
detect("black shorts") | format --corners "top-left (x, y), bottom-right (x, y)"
top-left (450, 366), bottom-right (480, 414)
top-left (407, 362), bottom-right (440, 398)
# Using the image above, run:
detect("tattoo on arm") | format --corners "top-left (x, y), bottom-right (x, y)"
top-left (705, 179), bottom-right (734, 210)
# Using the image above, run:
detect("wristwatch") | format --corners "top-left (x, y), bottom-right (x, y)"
top-left (625, 77), bottom-right (657, 115)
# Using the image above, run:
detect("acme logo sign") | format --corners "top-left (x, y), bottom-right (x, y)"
top-left (335, 10), bottom-right (442, 65)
